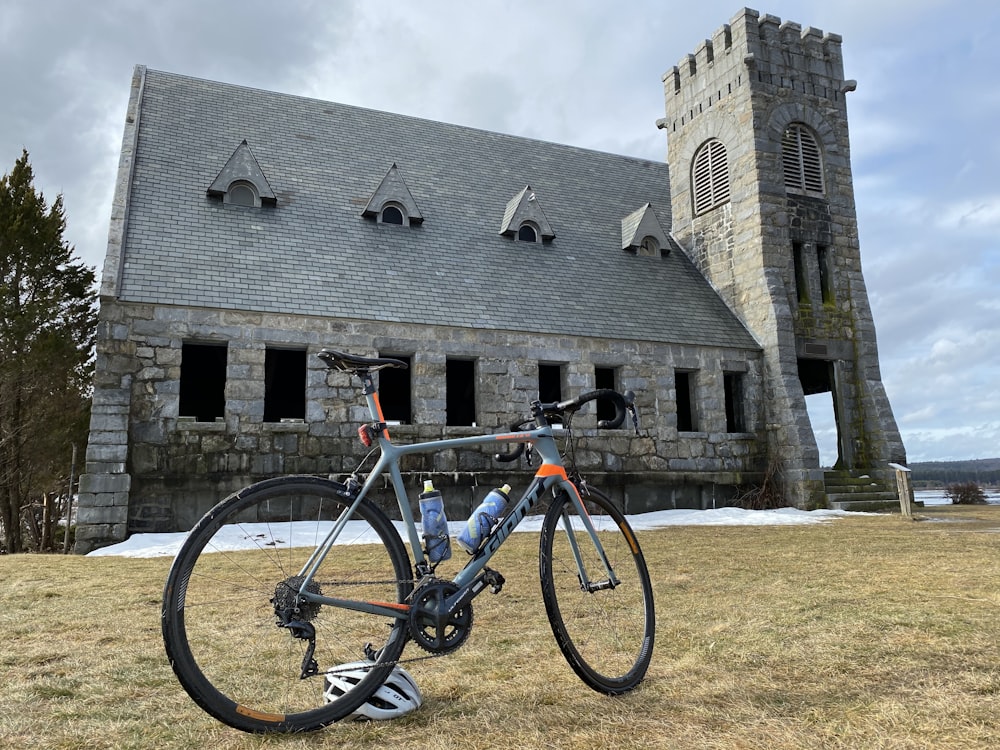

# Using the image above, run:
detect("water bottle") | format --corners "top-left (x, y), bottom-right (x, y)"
top-left (456, 484), bottom-right (512, 554)
top-left (419, 480), bottom-right (451, 563)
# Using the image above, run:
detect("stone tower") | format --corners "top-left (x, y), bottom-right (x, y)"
top-left (660, 8), bottom-right (905, 506)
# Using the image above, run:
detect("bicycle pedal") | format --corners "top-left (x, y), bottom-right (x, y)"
top-left (484, 568), bottom-right (505, 594)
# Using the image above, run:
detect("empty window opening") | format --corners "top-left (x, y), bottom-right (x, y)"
top-left (675, 370), bottom-right (697, 432)
top-left (380, 205), bottom-right (404, 225)
top-left (538, 364), bottom-right (565, 423)
top-left (264, 348), bottom-right (306, 422)
top-left (817, 244), bottom-right (833, 304)
top-left (517, 224), bottom-right (538, 243)
top-left (723, 372), bottom-right (746, 433)
top-left (179, 342), bottom-right (228, 422)
top-left (595, 366), bottom-right (618, 424)
top-left (793, 241), bottom-right (809, 304)
top-left (538, 363), bottom-right (563, 404)
top-left (446, 358), bottom-right (476, 426)
top-left (378, 353), bottom-right (412, 424)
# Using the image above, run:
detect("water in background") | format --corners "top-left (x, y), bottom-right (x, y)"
top-left (915, 488), bottom-right (1000, 506)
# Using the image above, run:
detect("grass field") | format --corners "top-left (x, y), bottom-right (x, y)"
top-left (2, 503), bottom-right (999, 749)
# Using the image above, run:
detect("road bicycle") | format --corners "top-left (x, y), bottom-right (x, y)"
top-left (161, 349), bottom-right (655, 732)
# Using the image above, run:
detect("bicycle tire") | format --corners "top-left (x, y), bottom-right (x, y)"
top-left (161, 475), bottom-right (413, 732)
top-left (539, 484), bottom-right (655, 694)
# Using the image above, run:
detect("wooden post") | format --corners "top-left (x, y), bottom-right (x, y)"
top-left (889, 462), bottom-right (913, 518)
top-left (63, 444), bottom-right (77, 554)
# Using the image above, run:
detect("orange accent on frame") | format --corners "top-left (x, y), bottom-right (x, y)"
top-left (535, 464), bottom-right (568, 481)
top-left (369, 600), bottom-right (411, 613)
top-left (372, 393), bottom-right (391, 440)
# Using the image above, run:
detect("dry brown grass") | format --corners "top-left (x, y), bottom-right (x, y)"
top-left (2, 503), bottom-right (999, 749)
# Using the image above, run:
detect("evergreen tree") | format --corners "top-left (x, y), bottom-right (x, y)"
top-left (0, 151), bottom-right (96, 553)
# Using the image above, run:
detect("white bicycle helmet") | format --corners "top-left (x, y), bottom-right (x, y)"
top-left (322, 661), bottom-right (423, 721)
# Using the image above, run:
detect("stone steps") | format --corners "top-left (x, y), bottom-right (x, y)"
top-left (825, 470), bottom-right (899, 511)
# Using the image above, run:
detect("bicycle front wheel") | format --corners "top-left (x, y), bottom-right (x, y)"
top-left (539, 485), bottom-right (654, 694)
top-left (162, 475), bottom-right (413, 732)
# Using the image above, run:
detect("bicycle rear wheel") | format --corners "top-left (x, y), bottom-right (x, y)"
top-left (539, 484), bottom-right (654, 694)
top-left (162, 475), bottom-right (413, 732)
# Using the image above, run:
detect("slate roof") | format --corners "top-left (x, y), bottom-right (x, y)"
top-left (113, 67), bottom-right (759, 350)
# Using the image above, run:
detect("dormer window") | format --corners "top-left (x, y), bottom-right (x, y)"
top-left (517, 223), bottom-right (539, 243)
top-left (206, 140), bottom-right (277, 207)
top-left (621, 203), bottom-right (669, 256)
top-left (500, 186), bottom-right (555, 242)
top-left (362, 164), bottom-right (424, 226)
top-left (380, 204), bottom-right (406, 225)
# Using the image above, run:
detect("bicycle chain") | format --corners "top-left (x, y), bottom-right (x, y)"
top-left (310, 577), bottom-right (456, 669)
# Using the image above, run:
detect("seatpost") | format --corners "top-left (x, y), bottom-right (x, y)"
top-left (358, 369), bottom-right (376, 396)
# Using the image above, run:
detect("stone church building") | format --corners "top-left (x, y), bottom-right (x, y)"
top-left (75, 8), bottom-right (905, 552)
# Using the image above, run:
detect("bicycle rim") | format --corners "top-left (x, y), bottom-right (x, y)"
top-left (161, 476), bottom-right (412, 732)
top-left (539, 486), bottom-right (655, 694)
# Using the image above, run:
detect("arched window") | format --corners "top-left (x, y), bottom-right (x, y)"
top-left (691, 139), bottom-right (730, 215)
top-left (225, 181), bottom-right (259, 207)
top-left (517, 223), bottom-right (539, 243)
top-left (638, 236), bottom-right (660, 257)
top-left (782, 123), bottom-right (824, 195)
top-left (380, 205), bottom-right (405, 225)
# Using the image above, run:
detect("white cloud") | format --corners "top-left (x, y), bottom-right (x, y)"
top-left (936, 197), bottom-right (1000, 232)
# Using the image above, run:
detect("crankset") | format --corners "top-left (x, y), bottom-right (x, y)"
top-left (408, 580), bottom-right (473, 654)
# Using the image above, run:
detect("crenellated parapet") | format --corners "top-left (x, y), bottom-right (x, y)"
top-left (661, 7), bottom-right (855, 136)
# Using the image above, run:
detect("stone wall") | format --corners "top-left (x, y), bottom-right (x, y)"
top-left (74, 300), bottom-right (766, 552)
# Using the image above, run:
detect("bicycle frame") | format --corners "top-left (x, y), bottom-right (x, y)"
top-left (292, 374), bottom-right (618, 622)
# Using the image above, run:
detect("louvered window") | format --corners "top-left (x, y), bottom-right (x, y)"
top-left (782, 124), bottom-right (824, 195)
top-left (692, 139), bottom-right (731, 215)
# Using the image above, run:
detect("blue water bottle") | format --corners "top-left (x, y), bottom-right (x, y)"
top-left (419, 480), bottom-right (451, 563)
top-left (456, 484), bottom-right (512, 554)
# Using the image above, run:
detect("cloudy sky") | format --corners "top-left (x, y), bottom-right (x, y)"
top-left (2, 0), bottom-right (997, 464)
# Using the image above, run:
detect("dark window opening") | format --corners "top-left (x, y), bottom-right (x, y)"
top-left (793, 241), bottom-right (809, 304)
top-left (517, 224), bottom-right (538, 243)
top-left (675, 370), bottom-right (696, 432)
top-left (539, 364), bottom-right (564, 424)
top-left (817, 244), bottom-right (833, 304)
top-left (378, 354), bottom-right (411, 423)
top-left (179, 342), bottom-right (228, 422)
top-left (724, 372), bottom-right (746, 433)
top-left (381, 205), bottom-right (404, 225)
top-left (446, 359), bottom-right (476, 426)
top-left (595, 366), bottom-right (617, 423)
top-left (264, 348), bottom-right (306, 422)
top-left (538, 363), bottom-right (562, 403)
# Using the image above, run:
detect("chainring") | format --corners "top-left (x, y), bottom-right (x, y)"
top-left (408, 580), bottom-right (473, 655)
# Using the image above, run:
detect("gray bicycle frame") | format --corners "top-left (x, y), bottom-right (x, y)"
top-left (292, 387), bottom-right (619, 620)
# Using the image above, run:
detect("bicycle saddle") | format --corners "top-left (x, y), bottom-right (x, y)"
top-left (318, 349), bottom-right (408, 372)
